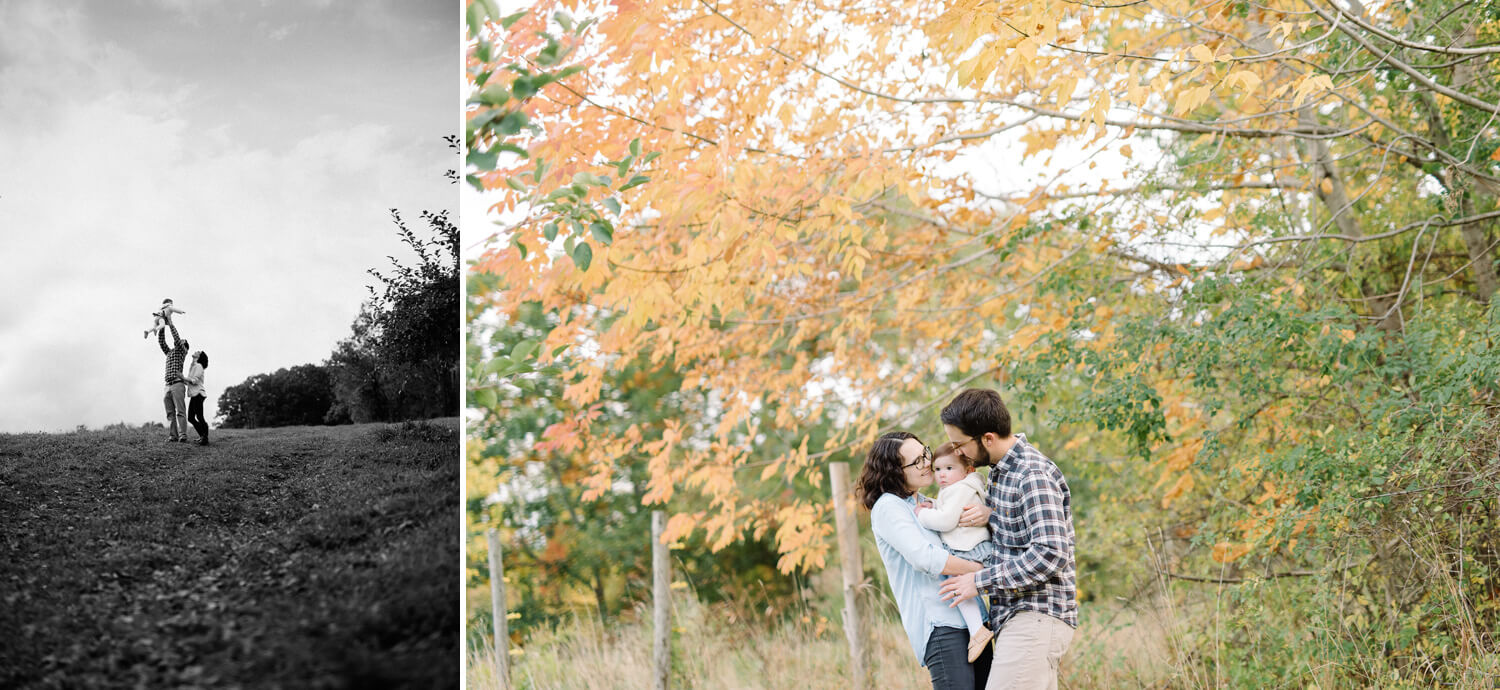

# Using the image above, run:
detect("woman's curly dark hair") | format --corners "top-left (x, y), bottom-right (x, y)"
top-left (856, 430), bottom-right (921, 510)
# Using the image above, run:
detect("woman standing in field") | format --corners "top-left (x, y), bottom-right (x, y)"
top-left (184, 351), bottom-right (210, 446)
top-left (857, 431), bottom-right (993, 689)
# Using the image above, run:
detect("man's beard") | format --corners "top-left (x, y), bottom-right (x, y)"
top-left (975, 441), bottom-right (993, 467)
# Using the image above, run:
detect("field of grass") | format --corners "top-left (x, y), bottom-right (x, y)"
top-left (0, 419), bottom-right (460, 689)
top-left (467, 588), bottom-right (1178, 690)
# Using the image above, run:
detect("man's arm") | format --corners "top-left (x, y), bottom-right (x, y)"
top-left (974, 468), bottom-right (1071, 592)
top-left (167, 320), bottom-right (181, 347)
top-left (158, 324), bottom-right (171, 355)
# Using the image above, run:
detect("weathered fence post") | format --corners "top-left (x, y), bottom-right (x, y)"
top-left (830, 462), bottom-right (870, 689)
top-left (652, 510), bottom-right (671, 690)
top-left (486, 528), bottom-right (511, 690)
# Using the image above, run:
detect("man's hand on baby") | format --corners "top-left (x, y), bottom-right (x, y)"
top-left (957, 504), bottom-right (992, 527)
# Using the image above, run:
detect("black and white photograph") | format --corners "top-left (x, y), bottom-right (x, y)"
top-left (0, 1), bottom-right (461, 687)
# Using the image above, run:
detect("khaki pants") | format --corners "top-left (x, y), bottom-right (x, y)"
top-left (985, 611), bottom-right (1074, 690)
top-left (162, 382), bottom-right (187, 439)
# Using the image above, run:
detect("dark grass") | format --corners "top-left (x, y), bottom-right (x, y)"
top-left (0, 419), bottom-right (460, 689)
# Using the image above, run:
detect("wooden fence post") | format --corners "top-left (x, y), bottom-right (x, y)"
top-left (830, 462), bottom-right (870, 689)
top-left (487, 528), bottom-right (510, 690)
top-left (652, 510), bottom-right (671, 690)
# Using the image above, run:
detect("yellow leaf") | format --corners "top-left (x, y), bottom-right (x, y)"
top-left (1339, 328), bottom-right (1356, 343)
top-left (1212, 542), bottom-right (1251, 563)
top-left (1189, 44), bottom-right (1215, 63)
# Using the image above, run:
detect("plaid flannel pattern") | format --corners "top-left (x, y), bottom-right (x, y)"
top-left (159, 321), bottom-right (187, 384)
top-left (974, 434), bottom-right (1078, 628)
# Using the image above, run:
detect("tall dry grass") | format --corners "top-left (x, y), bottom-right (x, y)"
top-left (468, 592), bottom-right (1185, 689)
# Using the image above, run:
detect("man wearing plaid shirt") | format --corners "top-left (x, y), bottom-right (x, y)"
top-left (158, 316), bottom-right (191, 442)
top-left (937, 388), bottom-right (1076, 689)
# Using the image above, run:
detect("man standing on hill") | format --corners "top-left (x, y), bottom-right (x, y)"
top-left (937, 388), bottom-right (1077, 689)
top-left (158, 315), bottom-right (190, 442)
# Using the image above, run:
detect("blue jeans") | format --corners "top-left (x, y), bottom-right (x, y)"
top-left (924, 624), bottom-right (993, 690)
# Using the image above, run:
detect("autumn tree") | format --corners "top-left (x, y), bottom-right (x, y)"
top-left (469, 0), bottom-right (1499, 682)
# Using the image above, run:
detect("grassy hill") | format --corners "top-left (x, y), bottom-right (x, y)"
top-left (0, 419), bottom-right (459, 689)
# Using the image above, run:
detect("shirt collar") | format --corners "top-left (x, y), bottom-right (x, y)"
top-left (993, 433), bottom-right (1027, 475)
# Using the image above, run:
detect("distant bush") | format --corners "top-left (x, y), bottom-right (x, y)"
top-left (373, 419), bottom-right (456, 445)
top-left (216, 364), bottom-right (336, 429)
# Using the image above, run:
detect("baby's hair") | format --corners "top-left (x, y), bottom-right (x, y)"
top-left (162, 298), bottom-right (173, 304)
top-left (932, 441), bottom-right (975, 470)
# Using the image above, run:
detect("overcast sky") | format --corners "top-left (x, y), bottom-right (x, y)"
top-left (0, 0), bottom-right (457, 433)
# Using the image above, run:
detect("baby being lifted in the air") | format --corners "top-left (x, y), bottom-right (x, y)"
top-left (143, 298), bottom-right (186, 339)
top-left (915, 443), bottom-right (998, 662)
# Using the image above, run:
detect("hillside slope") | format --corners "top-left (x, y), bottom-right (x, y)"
top-left (0, 419), bottom-right (459, 689)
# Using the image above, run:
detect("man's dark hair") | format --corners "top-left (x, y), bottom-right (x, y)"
top-left (940, 388), bottom-right (1011, 439)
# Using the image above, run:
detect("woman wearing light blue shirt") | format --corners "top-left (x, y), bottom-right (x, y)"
top-left (858, 431), bottom-right (992, 689)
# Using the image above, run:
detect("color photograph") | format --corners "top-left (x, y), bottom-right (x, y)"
top-left (465, 0), bottom-right (1500, 688)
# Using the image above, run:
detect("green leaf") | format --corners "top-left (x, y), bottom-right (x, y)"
top-left (542, 222), bottom-right (559, 241)
top-left (554, 11), bottom-right (575, 32)
top-left (475, 38), bottom-right (493, 64)
top-left (602, 197), bottom-right (621, 215)
top-left (619, 174), bottom-right (650, 191)
top-left (629, 138), bottom-right (642, 156)
top-left (497, 111), bottom-right (528, 136)
top-left (556, 64), bottom-right (585, 80)
top-left (642, 151), bottom-right (662, 164)
top-left (505, 177), bottom-right (527, 191)
top-left (467, 149), bottom-right (499, 171)
top-left (511, 339), bottom-right (540, 361)
top-left (590, 221), bottom-right (614, 245)
top-left (496, 143), bottom-right (529, 159)
top-left (536, 39), bottom-right (561, 67)
top-left (514, 239), bottom-right (529, 260)
top-left (466, 174), bottom-right (484, 192)
top-left (499, 10), bottom-right (527, 29)
top-left (468, 109), bottom-right (501, 131)
top-left (474, 387), bottom-right (498, 410)
top-left (478, 83), bottom-right (510, 106)
top-left (571, 241), bottom-right (593, 271)
top-left (551, 345), bottom-right (569, 358)
top-left (465, 3), bottom-right (486, 38)
top-left (511, 77), bottom-right (537, 101)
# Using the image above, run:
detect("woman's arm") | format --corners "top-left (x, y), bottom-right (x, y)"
top-left (871, 497), bottom-right (951, 576)
top-left (940, 555), bottom-right (982, 576)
